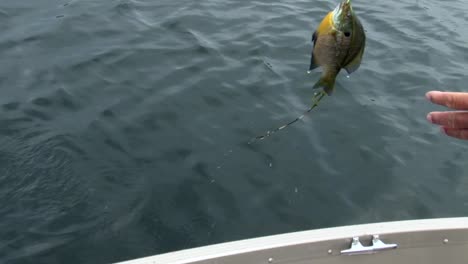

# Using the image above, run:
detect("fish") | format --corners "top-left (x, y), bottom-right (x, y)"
top-left (309, 0), bottom-right (366, 95)
top-left (249, 0), bottom-right (366, 143)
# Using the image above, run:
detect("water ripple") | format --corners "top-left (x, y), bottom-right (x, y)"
top-left (2, 0), bottom-right (468, 263)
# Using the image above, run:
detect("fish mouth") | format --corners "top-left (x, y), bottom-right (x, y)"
top-left (339, 0), bottom-right (352, 17)
top-left (341, 0), bottom-right (351, 6)
top-left (333, 0), bottom-right (353, 26)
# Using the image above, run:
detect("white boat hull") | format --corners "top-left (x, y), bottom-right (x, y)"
top-left (116, 217), bottom-right (468, 264)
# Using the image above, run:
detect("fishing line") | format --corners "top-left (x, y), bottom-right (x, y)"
top-left (248, 90), bottom-right (327, 144)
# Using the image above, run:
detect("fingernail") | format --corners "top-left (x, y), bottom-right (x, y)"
top-left (426, 113), bottom-right (433, 123)
top-left (440, 126), bottom-right (447, 134)
top-left (425, 92), bottom-right (432, 101)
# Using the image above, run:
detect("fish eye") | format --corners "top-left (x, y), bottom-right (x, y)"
top-left (344, 32), bottom-right (351, 37)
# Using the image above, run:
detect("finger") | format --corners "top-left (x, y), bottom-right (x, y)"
top-left (426, 91), bottom-right (468, 110)
top-left (427, 111), bottom-right (468, 129)
top-left (442, 127), bottom-right (468, 140)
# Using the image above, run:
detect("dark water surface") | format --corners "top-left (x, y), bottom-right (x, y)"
top-left (1, 0), bottom-right (468, 263)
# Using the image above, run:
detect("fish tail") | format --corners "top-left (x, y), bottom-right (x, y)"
top-left (313, 72), bottom-right (337, 95)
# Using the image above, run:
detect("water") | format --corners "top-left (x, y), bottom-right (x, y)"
top-left (1, 0), bottom-right (468, 263)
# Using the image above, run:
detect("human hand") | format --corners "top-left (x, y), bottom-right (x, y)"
top-left (426, 91), bottom-right (468, 140)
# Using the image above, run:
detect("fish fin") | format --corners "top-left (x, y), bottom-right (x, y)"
top-left (309, 52), bottom-right (319, 72)
top-left (313, 74), bottom-right (336, 96)
top-left (308, 31), bottom-right (319, 72)
top-left (344, 45), bottom-right (365, 75)
top-left (312, 31), bottom-right (317, 44)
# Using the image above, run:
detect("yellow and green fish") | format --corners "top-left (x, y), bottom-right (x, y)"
top-left (309, 0), bottom-right (366, 95)
top-left (249, 0), bottom-right (366, 142)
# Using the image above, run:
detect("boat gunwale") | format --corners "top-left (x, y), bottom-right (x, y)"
top-left (116, 217), bottom-right (468, 264)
